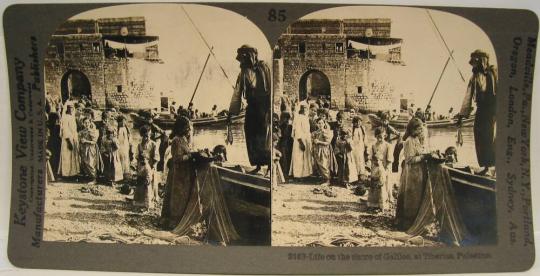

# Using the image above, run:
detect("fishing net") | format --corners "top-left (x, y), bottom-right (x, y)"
top-left (171, 163), bottom-right (239, 245)
top-left (406, 161), bottom-right (470, 246)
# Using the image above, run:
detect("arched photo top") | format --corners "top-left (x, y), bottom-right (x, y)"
top-left (44, 3), bottom-right (271, 112)
top-left (275, 5), bottom-right (497, 114)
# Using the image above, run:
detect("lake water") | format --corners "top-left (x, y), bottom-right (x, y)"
top-left (196, 117), bottom-right (481, 168)
top-left (357, 115), bottom-right (480, 167)
top-left (131, 115), bottom-right (480, 170)
top-left (129, 119), bottom-right (250, 167)
top-left (192, 123), bottom-right (250, 167)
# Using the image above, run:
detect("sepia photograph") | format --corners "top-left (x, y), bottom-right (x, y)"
top-left (42, 3), bottom-right (272, 246)
top-left (271, 6), bottom-right (497, 247)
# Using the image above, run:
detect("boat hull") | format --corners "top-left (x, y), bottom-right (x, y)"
top-left (446, 166), bottom-right (497, 245)
top-left (215, 165), bottom-right (271, 245)
top-left (154, 112), bottom-right (245, 129)
top-left (368, 113), bottom-right (475, 128)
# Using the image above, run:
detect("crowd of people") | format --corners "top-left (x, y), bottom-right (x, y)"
top-left (273, 50), bottom-right (496, 245)
top-left (43, 44), bottom-right (271, 245)
top-left (45, 95), bottom-right (168, 208)
top-left (274, 96), bottom-right (398, 213)
top-left (379, 104), bottom-right (458, 124)
top-left (167, 101), bottom-right (232, 120)
top-left (273, 92), bottom-right (473, 244)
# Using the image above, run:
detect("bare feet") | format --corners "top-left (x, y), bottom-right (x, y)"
top-left (478, 167), bottom-right (489, 176)
top-left (249, 165), bottom-right (261, 175)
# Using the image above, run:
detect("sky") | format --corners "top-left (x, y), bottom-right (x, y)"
top-left (302, 6), bottom-right (497, 113)
top-left (71, 4), bottom-right (271, 112)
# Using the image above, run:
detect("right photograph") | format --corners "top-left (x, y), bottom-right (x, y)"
top-left (271, 6), bottom-right (497, 247)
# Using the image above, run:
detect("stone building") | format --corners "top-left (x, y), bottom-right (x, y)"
top-left (274, 19), bottom-right (404, 112)
top-left (44, 17), bottom-right (161, 110)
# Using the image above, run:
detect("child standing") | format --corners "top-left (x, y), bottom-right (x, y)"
top-left (335, 128), bottom-right (358, 188)
top-left (368, 127), bottom-right (393, 213)
top-left (351, 116), bottom-right (368, 180)
top-left (101, 126), bottom-right (123, 185)
top-left (79, 117), bottom-right (103, 184)
top-left (312, 118), bottom-right (335, 185)
top-left (134, 125), bottom-right (160, 209)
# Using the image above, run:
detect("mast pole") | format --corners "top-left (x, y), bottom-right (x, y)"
top-left (426, 10), bottom-right (466, 82)
top-left (427, 50), bottom-right (453, 109)
top-left (189, 47), bottom-right (213, 105)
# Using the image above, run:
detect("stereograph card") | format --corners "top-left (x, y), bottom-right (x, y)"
top-left (2, 1), bottom-right (538, 274)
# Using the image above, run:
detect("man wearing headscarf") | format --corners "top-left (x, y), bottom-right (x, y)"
top-left (229, 45), bottom-right (271, 174)
top-left (460, 49), bottom-right (497, 175)
top-left (289, 103), bottom-right (312, 179)
top-left (58, 104), bottom-right (80, 178)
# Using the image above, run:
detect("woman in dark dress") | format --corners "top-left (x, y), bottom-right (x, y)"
top-left (47, 112), bottom-right (62, 178)
top-left (278, 111), bottom-right (293, 179)
top-left (160, 116), bottom-right (195, 229)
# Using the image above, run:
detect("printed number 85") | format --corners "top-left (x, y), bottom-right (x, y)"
top-left (268, 9), bottom-right (286, 22)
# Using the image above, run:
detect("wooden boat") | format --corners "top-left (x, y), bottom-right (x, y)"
top-left (214, 165), bottom-right (271, 245)
top-left (130, 111), bottom-right (245, 130)
top-left (446, 166), bottom-right (497, 244)
top-left (367, 113), bottom-right (475, 128)
top-left (154, 111), bottom-right (245, 129)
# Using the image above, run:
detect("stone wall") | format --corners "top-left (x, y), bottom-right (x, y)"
top-left (272, 58), bottom-right (283, 113)
top-left (286, 18), bottom-right (392, 37)
top-left (278, 34), bottom-right (349, 109)
top-left (44, 34), bottom-right (159, 110)
top-left (44, 34), bottom-right (108, 106)
top-left (278, 31), bottom-right (397, 112)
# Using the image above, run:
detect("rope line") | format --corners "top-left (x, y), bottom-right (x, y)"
top-left (426, 10), bottom-right (466, 83)
top-left (181, 5), bottom-right (236, 89)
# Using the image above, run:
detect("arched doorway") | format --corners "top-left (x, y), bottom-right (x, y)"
top-left (60, 70), bottom-right (91, 102)
top-left (298, 70), bottom-right (331, 102)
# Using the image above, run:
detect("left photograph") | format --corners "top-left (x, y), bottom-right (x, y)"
top-left (42, 4), bottom-right (272, 246)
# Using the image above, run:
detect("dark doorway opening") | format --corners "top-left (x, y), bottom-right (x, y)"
top-left (298, 70), bottom-right (331, 102)
top-left (60, 70), bottom-right (91, 102)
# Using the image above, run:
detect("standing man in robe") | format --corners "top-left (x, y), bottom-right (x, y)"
top-left (58, 104), bottom-right (80, 178)
top-left (289, 103), bottom-right (313, 180)
top-left (229, 45), bottom-right (271, 174)
top-left (460, 49), bottom-right (497, 175)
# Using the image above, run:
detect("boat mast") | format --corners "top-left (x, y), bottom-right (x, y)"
top-left (426, 50), bottom-right (453, 109)
top-left (189, 47), bottom-right (213, 105)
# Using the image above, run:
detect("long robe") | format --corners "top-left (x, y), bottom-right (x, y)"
top-left (117, 126), bottom-right (131, 177)
top-left (233, 61), bottom-right (271, 166)
top-left (58, 114), bottom-right (80, 177)
top-left (278, 122), bottom-right (293, 177)
top-left (47, 113), bottom-right (62, 177)
top-left (101, 136), bottom-right (123, 182)
top-left (312, 128), bottom-right (335, 180)
top-left (289, 114), bottom-right (312, 178)
top-left (368, 141), bottom-right (393, 209)
top-left (133, 139), bottom-right (159, 208)
top-left (351, 126), bottom-right (368, 177)
top-left (160, 136), bottom-right (196, 229)
top-left (460, 66), bottom-right (497, 167)
top-left (335, 138), bottom-right (358, 184)
top-left (79, 124), bottom-right (103, 179)
top-left (395, 136), bottom-right (428, 230)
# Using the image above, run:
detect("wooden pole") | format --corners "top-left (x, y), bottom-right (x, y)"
top-left (189, 47), bottom-right (213, 105)
top-left (426, 50), bottom-right (453, 109)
